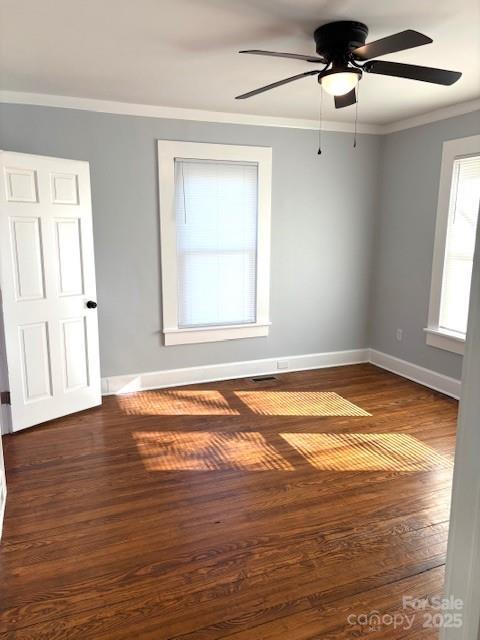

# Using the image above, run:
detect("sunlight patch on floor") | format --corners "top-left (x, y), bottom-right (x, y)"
top-left (118, 390), bottom-right (370, 417)
top-left (118, 390), bottom-right (240, 416)
top-left (133, 431), bottom-right (294, 472)
top-left (234, 391), bottom-right (371, 417)
top-left (280, 433), bottom-right (453, 472)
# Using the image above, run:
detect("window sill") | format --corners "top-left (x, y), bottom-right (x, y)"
top-left (424, 327), bottom-right (465, 355)
top-left (163, 322), bottom-right (271, 345)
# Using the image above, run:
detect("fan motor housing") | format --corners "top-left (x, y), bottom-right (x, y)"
top-left (314, 21), bottom-right (369, 60)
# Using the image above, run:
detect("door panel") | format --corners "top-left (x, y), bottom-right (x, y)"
top-left (19, 321), bottom-right (53, 402)
top-left (55, 218), bottom-right (84, 296)
top-left (11, 217), bottom-right (45, 300)
top-left (0, 152), bottom-right (101, 431)
top-left (4, 167), bottom-right (38, 203)
top-left (50, 173), bottom-right (79, 205)
top-left (61, 318), bottom-right (89, 391)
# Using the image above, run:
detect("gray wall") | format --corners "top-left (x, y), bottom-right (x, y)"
top-left (0, 104), bottom-right (381, 378)
top-left (370, 110), bottom-right (480, 381)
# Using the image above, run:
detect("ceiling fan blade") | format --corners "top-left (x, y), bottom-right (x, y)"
top-left (334, 88), bottom-right (357, 109)
top-left (365, 60), bottom-right (462, 85)
top-left (239, 49), bottom-right (325, 63)
top-left (236, 70), bottom-right (320, 99)
top-left (353, 30), bottom-right (432, 61)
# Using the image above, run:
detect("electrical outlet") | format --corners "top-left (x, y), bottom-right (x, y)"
top-left (277, 360), bottom-right (289, 370)
top-left (396, 328), bottom-right (403, 342)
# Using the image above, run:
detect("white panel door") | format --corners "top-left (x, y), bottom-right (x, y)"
top-left (0, 151), bottom-right (101, 431)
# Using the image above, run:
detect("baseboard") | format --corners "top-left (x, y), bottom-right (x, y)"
top-left (369, 349), bottom-right (461, 399)
top-left (101, 348), bottom-right (370, 395)
top-left (101, 347), bottom-right (461, 400)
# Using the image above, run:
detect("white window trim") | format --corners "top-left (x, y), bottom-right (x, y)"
top-left (158, 140), bottom-right (272, 346)
top-left (426, 134), bottom-right (480, 356)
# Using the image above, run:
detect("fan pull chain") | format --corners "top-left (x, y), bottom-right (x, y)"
top-left (317, 84), bottom-right (323, 155)
top-left (353, 81), bottom-right (360, 149)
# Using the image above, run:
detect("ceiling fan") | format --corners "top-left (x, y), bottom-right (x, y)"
top-left (236, 21), bottom-right (462, 108)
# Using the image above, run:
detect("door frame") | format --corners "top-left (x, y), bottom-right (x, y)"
top-left (0, 325), bottom-right (6, 538)
top-left (0, 294), bottom-right (12, 435)
top-left (441, 209), bottom-right (480, 639)
top-left (0, 430), bottom-right (5, 541)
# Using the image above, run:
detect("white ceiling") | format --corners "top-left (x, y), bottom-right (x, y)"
top-left (1, 0), bottom-right (479, 125)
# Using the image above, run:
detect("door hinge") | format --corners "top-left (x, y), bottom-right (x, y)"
top-left (1, 391), bottom-right (11, 405)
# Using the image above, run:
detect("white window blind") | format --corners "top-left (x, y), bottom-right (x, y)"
top-left (439, 155), bottom-right (480, 334)
top-left (174, 159), bottom-right (258, 329)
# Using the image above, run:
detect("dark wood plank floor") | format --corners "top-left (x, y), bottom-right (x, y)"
top-left (0, 364), bottom-right (458, 639)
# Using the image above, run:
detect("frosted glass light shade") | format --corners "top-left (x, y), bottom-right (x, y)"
top-left (321, 72), bottom-right (359, 96)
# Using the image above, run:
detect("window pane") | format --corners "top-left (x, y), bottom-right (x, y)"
top-left (175, 159), bottom-right (258, 328)
top-left (439, 155), bottom-right (480, 334)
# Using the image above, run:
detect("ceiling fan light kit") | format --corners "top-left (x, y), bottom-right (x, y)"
top-left (236, 19), bottom-right (462, 151)
top-left (319, 68), bottom-right (361, 96)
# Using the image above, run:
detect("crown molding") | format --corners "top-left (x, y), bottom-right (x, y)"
top-left (0, 90), bottom-right (382, 134)
top-left (382, 98), bottom-right (480, 134)
top-left (0, 90), bottom-right (478, 135)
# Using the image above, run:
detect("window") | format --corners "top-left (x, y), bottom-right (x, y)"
top-left (158, 141), bottom-right (272, 345)
top-left (426, 135), bottom-right (480, 355)
top-left (175, 159), bottom-right (258, 328)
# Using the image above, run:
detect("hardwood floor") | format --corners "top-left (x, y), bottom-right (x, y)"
top-left (0, 364), bottom-right (458, 639)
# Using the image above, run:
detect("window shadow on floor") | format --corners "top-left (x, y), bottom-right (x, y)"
top-left (132, 429), bottom-right (453, 473)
